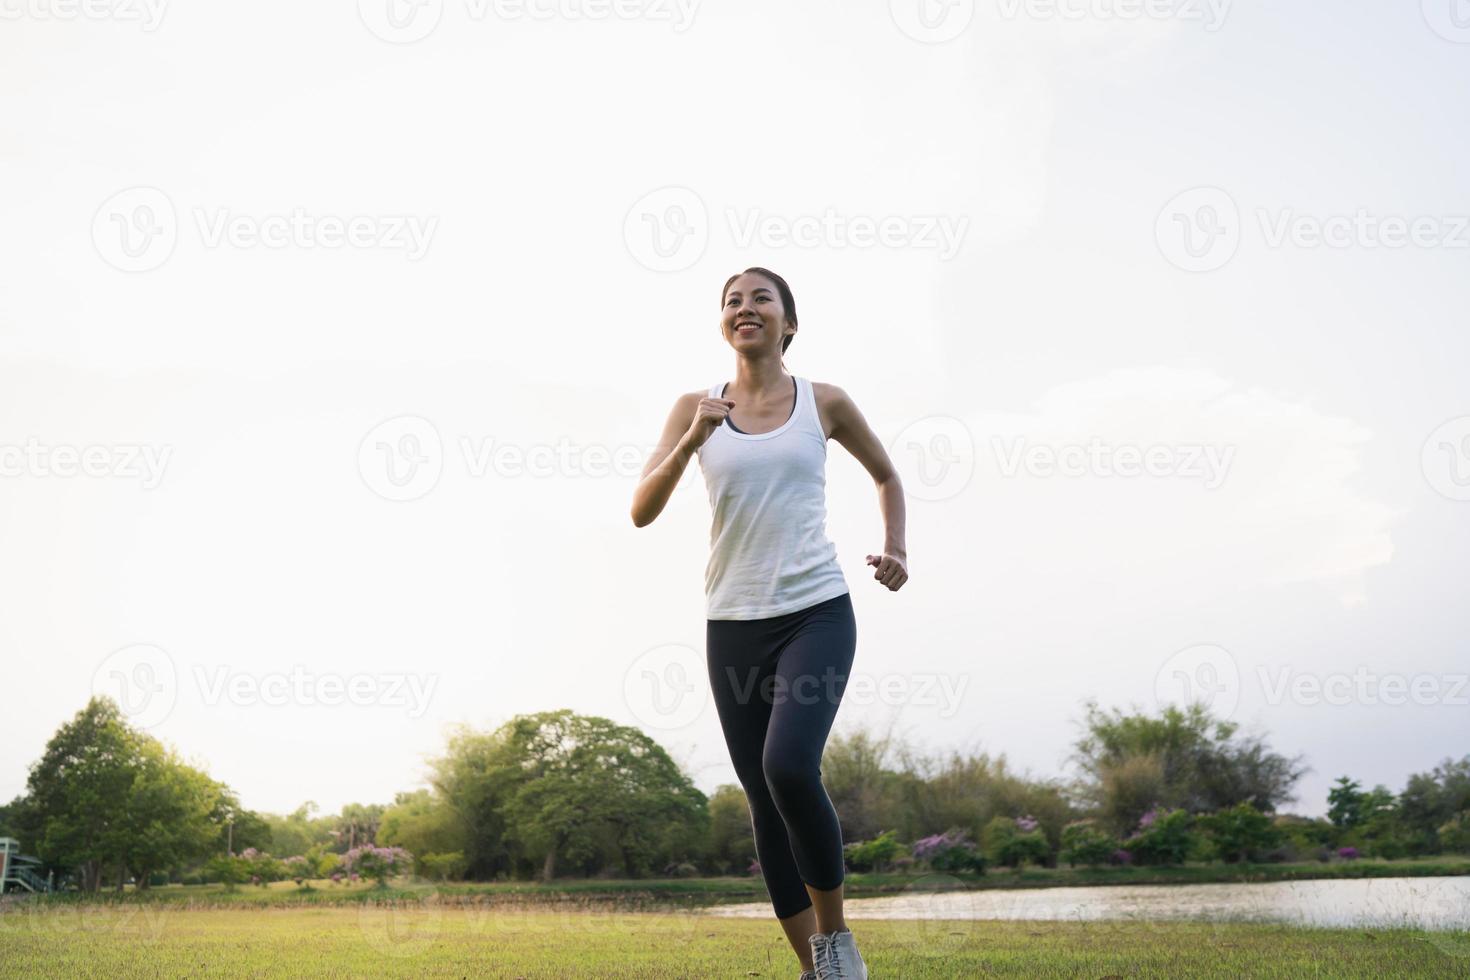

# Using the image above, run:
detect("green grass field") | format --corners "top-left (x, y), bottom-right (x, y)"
top-left (2, 904), bottom-right (1467, 978)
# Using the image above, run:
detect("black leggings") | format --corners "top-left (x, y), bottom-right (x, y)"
top-left (706, 591), bottom-right (857, 919)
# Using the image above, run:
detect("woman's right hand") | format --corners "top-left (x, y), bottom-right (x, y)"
top-left (684, 397), bottom-right (735, 450)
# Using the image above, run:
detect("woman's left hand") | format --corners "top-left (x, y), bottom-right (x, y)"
top-left (865, 552), bottom-right (908, 592)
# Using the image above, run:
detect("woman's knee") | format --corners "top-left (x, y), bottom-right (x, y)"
top-left (761, 751), bottom-right (820, 799)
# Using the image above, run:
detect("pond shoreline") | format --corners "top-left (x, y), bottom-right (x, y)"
top-left (6, 858), bottom-right (1468, 911)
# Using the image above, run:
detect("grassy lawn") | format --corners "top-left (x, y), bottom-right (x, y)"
top-left (1, 905), bottom-right (1466, 978)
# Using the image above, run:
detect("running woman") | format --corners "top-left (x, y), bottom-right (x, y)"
top-left (631, 267), bottom-right (908, 979)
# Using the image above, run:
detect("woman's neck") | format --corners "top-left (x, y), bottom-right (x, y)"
top-left (730, 357), bottom-right (790, 400)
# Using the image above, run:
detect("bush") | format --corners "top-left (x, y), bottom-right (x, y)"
top-left (340, 845), bottom-right (413, 887)
top-left (237, 848), bottom-right (287, 884)
top-left (982, 816), bottom-right (1050, 869)
top-left (1059, 821), bottom-right (1119, 868)
top-left (205, 855), bottom-right (248, 890)
top-left (1124, 808), bottom-right (1195, 866)
top-left (843, 830), bottom-right (903, 873)
top-left (912, 829), bottom-right (985, 875)
top-left (1200, 803), bottom-right (1281, 863)
top-left (420, 852), bottom-right (469, 882)
top-left (1438, 814), bottom-right (1470, 854)
top-left (281, 856), bottom-right (312, 887)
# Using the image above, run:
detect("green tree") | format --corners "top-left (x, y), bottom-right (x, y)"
top-left (1327, 777), bottom-right (1366, 829)
top-left (19, 697), bottom-right (148, 891)
top-left (706, 784), bottom-right (756, 874)
top-left (428, 725), bottom-right (518, 879)
top-left (261, 802), bottom-right (331, 857)
top-left (116, 741), bottom-right (227, 889)
top-left (1398, 757), bottom-right (1470, 854)
top-left (376, 789), bottom-right (470, 876)
top-left (494, 710), bottom-right (707, 881)
top-left (821, 728), bottom-right (902, 844)
top-left (329, 803), bottom-right (386, 853)
top-left (1072, 701), bottom-right (1306, 836)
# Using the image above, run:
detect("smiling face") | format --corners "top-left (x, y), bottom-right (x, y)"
top-left (721, 272), bottom-right (795, 355)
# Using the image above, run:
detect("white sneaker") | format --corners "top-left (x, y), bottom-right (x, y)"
top-left (809, 928), bottom-right (867, 980)
top-left (799, 972), bottom-right (818, 980)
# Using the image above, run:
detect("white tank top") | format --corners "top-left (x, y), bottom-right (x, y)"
top-left (695, 375), bottom-right (850, 620)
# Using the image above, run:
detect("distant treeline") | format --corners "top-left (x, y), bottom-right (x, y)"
top-left (2, 697), bottom-right (1466, 890)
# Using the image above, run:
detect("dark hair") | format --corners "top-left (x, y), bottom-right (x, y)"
top-left (721, 267), bottom-right (797, 356)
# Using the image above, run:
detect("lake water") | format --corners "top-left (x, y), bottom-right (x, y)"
top-left (702, 876), bottom-right (1470, 931)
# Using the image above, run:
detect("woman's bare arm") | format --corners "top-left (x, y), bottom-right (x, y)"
top-left (630, 391), bottom-right (731, 527)
top-left (823, 383), bottom-right (909, 591)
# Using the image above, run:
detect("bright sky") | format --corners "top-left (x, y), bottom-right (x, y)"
top-left (2, 1), bottom-right (1468, 822)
